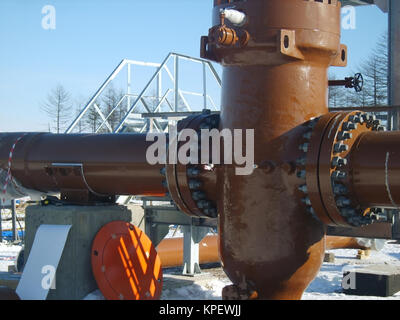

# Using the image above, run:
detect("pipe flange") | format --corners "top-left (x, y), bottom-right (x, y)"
top-left (165, 110), bottom-right (220, 219)
top-left (300, 111), bottom-right (384, 227)
top-left (326, 111), bottom-right (382, 227)
top-left (296, 117), bottom-right (320, 221)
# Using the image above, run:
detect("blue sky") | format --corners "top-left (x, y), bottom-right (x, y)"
top-left (0, 1), bottom-right (388, 132)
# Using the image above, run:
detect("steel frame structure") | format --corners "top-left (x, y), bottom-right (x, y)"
top-left (66, 53), bottom-right (221, 135)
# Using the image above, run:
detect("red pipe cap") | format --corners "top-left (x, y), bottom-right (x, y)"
top-left (91, 221), bottom-right (163, 300)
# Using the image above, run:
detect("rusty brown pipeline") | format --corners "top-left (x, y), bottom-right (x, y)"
top-left (0, 133), bottom-right (167, 202)
top-left (302, 111), bottom-right (394, 227)
top-left (158, 235), bottom-right (373, 268)
top-left (325, 236), bottom-right (387, 251)
top-left (325, 236), bottom-right (369, 250)
top-left (198, 0), bottom-right (348, 300)
top-left (350, 131), bottom-right (400, 209)
top-left (156, 235), bottom-right (219, 268)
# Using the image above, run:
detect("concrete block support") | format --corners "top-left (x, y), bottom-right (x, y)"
top-left (24, 204), bottom-right (132, 300)
top-left (343, 265), bottom-right (400, 297)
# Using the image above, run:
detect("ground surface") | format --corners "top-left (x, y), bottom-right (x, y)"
top-left (2, 240), bottom-right (400, 300)
top-left (85, 240), bottom-right (400, 300)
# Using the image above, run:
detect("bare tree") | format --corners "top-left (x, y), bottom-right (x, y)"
top-left (358, 32), bottom-right (388, 106)
top-left (101, 86), bottom-right (125, 131)
top-left (328, 73), bottom-right (346, 108)
top-left (41, 85), bottom-right (72, 133)
top-left (86, 102), bottom-right (102, 133)
top-left (329, 32), bottom-right (388, 108)
top-left (73, 96), bottom-right (88, 133)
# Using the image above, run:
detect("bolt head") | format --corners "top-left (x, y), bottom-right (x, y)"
top-left (303, 132), bottom-right (312, 140)
top-left (332, 156), bottom-right (347, 167)
top-left (342, 122), bottom-right (357, 131)
top-left (187, 167), bottom-right (201, 177)
top-left (348, 115), bottom-right (361, 123)
top-left (299, 143), bottom-right (309, 153)
top-left (377, 125), bottom-right (386, 132)
top-left (204, 207), bottom-right (218, 218)
top-left (296, 157), bottom-right (307, 166)
top-left (189, 180), bottom-right (202, 190)
top-left (298, 184), bottom-right (308, 193)
top-left (341, 208), bottom-right (356, 217)
top-left (297, 170), bottom-right (306, 179)
top-left (334, 143), bottom-right (349, 153)
top-left (332, 171), bottom-right (347, 180)
top-left (197, 200), bottom-right (212, 209)
top-left (333, 184), bottom-right (348, 195)
top-left (192, 191), bottom-right (206, 201)
top-left (337, 131), bottom-right (352, 141)
top-left (336, 197), bottom-right (351, 207)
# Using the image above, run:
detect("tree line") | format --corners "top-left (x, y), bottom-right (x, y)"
top-left (329, 33), bottom-right (388, 108)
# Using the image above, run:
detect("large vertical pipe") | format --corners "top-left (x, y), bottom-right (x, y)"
top-left (205, 0), bottom-right (346, 300)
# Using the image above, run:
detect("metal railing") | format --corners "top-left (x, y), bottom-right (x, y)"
top-left (66, 53), bottom-right (221, 134)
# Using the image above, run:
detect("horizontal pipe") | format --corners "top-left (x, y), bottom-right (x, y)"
top-left (351, 131), bottom-right (400, 209)
top-left (156, 235), bottom-right (219, 268)
top-left (0, 133), bottom-right (166, 200)
top-left (325, 236), bottom-right (386, 251)
top-left (157, 235), bottom-right (381, 269)
top-left (325, 236), bottom-right (369, 250)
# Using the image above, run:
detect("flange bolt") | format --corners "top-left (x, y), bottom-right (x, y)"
top-left (334, 143), bottom-right (349, 153)
top-left (299, 143), bottom-right (309, 153)
top-left (337, 131), bottom-right (352, 141)
top-left (342, 122), bottom-right (357, 131)
top-left (332, 157), bottom-right (347, 167)
top-left (297, 170), bottom-right (306, 179)
top-left (336, 197), bottom-right (351, 207)
top-left (332, 171), bottom-right (347, 180)
top-left (333, 184), bottom-right (348, 195)
top-left (189, 180), bottom-right (202, 190)
top-left (197, 200), bottom-right (212, 209)
top-left (341, 208), bottom-right (356, 217)
top-left (187, 167), bottom-right (201, 177)
top-left (192, 191), bottom-right (207, 201)
top-left (298, 184), bottom-right (308, 193)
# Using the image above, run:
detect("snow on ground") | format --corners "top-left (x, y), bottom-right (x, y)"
top-left (2, 239), bottom-right (400, 300)
top-left (303, 241), bottom-right (400, 300)
top-left (0, 242), bottom-right (22, 272)
top-left (160, 241), bottom-right (400, 300)
top-left (161, 270), bottom-right (233, 300)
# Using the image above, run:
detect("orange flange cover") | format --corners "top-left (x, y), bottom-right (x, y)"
top-left (91, 221), bottom-right (163, 300)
